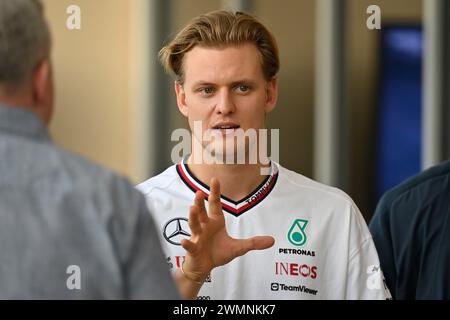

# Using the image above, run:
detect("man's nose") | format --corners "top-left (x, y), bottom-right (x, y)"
top-left (216, 89), bottom-right (236, 115)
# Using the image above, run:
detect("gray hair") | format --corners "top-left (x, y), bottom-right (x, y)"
top-left (0, 0), bottom-right (51, 89)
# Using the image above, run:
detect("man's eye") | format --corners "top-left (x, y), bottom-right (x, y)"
top-left (237, 85), bottom-right (250, 92)
top-left (201, 87), bottom-right (214, 94)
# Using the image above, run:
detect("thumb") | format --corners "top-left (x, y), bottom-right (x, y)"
top-left (234, 236), bottom-right (275, 257)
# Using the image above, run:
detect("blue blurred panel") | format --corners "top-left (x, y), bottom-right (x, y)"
top-left (376, 27), bottom-right (422, 199)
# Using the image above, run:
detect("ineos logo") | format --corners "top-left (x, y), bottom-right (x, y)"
top-left (163, 218), bottom-right (191, 245)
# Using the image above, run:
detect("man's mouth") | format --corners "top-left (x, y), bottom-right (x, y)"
top-left (212, 123), bottom-right (240, 135)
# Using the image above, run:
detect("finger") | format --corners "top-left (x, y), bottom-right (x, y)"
top-left (251, 236), bottom-right (275, 250)
top-left (188, 205), bottom-right (202, 235)
top-left (208, 177), bottom-right (222, 216)
top-left (209, 177), bottom-right (220, 203)
top-left (194, 190), bottom-right (208, 224)
top-left (233, 236), bottom-right (275, 257)
top-left (180, 238), bottom-right (196, 254)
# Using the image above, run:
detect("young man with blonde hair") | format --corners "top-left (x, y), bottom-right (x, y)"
top-left (137, 10), bottom-right (391, 300)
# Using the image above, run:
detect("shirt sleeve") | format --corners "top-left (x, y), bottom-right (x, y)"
top-left (369, 194), bottom-right (397, 299)
top-left (108, 175), bottom-right (180, 300)
top-left (346, 205), bottom-right (392, 300)
top-left (346, 238), bottom-right (392, 299)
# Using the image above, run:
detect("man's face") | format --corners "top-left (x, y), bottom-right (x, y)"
top-left (175, 43), bottom-right (278, 161)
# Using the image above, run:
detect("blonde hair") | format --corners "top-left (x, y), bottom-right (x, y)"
top-left (159, 10), bottom-right (279, 84)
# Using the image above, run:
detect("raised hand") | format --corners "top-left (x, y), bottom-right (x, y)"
top-left (176, 177), bottom-right (274, 298)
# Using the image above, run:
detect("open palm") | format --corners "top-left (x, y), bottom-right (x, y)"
top-left (180, 178), bottom-right (275, 282)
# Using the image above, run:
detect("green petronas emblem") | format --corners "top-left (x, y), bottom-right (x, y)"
top-left (288, 219), bottom-right (308, 246)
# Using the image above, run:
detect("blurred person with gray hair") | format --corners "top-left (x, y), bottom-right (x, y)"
top-left (0, 0), bottom-right (271, 299)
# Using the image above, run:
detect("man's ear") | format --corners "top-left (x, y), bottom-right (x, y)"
top-left (31, 59), bottom-right (53, 124)
top-left (175, 81), bottom-right (188, 117)
top-left (32, 59), bottom-right (50, 105)
top-left (264, 76), bottom-right (278, 113)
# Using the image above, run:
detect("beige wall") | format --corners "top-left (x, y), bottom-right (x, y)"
top-left (43, 0), bottom-right (134, 179)
top-left (256, 0), bottom-right (316, 178)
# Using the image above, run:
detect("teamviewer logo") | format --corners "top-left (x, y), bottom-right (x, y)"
top-left (271, 283), bottom-right (279, 291)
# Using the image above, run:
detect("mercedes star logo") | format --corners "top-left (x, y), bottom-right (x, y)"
top-left (163, 217), bottom-right (191, 245)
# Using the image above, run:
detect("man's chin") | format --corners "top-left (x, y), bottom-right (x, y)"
top-left (202, 145), bottom-right (249, 164)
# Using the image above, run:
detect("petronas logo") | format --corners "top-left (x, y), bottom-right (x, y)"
top-left (288, 219), bottom-right (308, 246)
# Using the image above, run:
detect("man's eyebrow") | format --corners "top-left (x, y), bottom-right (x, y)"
top-left (191, 79), bottom-right (257, 88)
top-left (191, 81), bottom-right (216, 88)
top-left (230, 80), bottom-right (257, 87)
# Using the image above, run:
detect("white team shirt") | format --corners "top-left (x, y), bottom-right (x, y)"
top-left (136, 160), bottom-right (391, 300)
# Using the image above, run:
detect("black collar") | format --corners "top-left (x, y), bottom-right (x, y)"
top-left (176, 159), bottom-right (278, 217)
